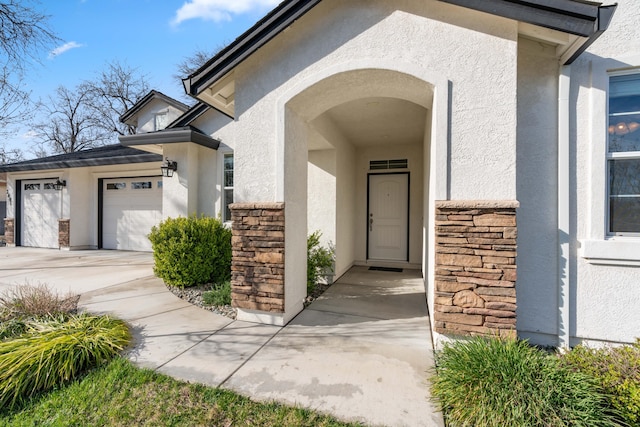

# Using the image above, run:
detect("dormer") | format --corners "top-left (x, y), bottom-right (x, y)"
top-left (120, 90), bottom-right (189, 133)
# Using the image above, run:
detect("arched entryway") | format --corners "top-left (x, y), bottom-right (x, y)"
top-left (276, 64), bottom-right (448, 322)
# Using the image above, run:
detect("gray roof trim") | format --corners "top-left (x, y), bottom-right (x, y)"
top-left (119, 126), bottom-right (221, 150)
top-left (184, 0), bottom-right (615, 99)
top-left (167, 102), bottom-right (212, 128)
top-left (0, 145), bottom-right (162, 173)
top-left (183, 0), bottom-right (322, 97)
top-left (120, 90), bottom-right (190, 124)
top-left (563, 4), bottom-right (617, 64)
top-left (439, 0), bottom-right (610, 38)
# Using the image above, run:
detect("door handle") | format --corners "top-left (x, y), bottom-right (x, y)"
top-left (369, 217), bottom-right (373, 232)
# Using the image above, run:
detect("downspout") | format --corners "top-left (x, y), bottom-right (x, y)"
top-left (558, 65), bottom-right (571, 349)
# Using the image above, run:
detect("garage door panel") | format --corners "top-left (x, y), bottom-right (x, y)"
top-left (103, 177), bottom-right (161, 252)
top-left (21, 180), bottom-right (61, 249)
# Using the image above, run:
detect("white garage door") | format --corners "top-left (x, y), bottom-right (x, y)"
top-left (21, 180), bottom-right (61, 249)
top-left (103, 177), bottom-right (162, 252)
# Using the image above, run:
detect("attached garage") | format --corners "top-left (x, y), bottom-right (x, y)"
top-left (20, 179), bottom-right (62, 249)
top-left (0, 145), bottom-right (163, 250)
top-left (101, 177), bottom-right (162, 251)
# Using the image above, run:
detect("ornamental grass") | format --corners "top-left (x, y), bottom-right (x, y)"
top-left (0, 314), bottom-right (131, 410)
top-left (430, 336), bottom-right (618, 427)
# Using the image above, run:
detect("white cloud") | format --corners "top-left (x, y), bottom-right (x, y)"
top-left (171, 0), bottom-right (280, 26)
top-left (48, 41), bottom-right (85, 59)
top-left (20, 130), bottom-right (38, 140)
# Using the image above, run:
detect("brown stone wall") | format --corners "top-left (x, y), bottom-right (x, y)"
top-left (434, 200), bottom-right (519, 338)
top-left (58, 219), bottom-right (70, 248)
top-left (4, 218), bottom-right (14, 245)
top-left (230, 202), bottom-right (285, 313)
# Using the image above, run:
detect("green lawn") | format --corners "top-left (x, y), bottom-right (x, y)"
top-left (0, 358), bottom-right (361, 427)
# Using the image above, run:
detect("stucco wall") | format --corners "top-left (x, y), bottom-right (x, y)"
top-left (515, 38), bottom-right (561, 346)
top-left (230, 0), bottom-right (518, 205)
top-left (307, 149), bottom-right (337, 251)
top-left (569, 0), bottom-right (640, 345)
top-left (137, 99), bottom-right (186, 133)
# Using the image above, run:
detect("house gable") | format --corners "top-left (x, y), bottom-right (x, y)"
top-left (120, 90), bottom-right (189, 132)
top-left (183, 0), bottom-right (615, 118)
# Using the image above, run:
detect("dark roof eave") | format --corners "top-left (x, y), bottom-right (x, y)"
top-left (563, 3), bottom-right (617, 64)
top-left (439, 0), bottom-right (608, 37)
top-left (183, 0), bottom-right (322, 97)
top-left (167, 102), bottom-right (211, 128)
top-left (184, 0), bottom-right (617, 98)
top-left (0, 153), bottom-right (161, 172)
top-left (119, 128), bottom-right (221, 151)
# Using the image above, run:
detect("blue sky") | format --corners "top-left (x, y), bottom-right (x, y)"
top-left (8, 0), bottom-right (280, 155)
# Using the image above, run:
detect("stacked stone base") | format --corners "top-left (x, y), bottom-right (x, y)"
top-left (230, 203), bottom-right (285, 313)
top-left (4, 218), bottom-right (14, 245)
top-left (3, 218), bottom-right (70, 248)
top-left (434, 201), bottom-right (519, 338)
top-left (58, 219), bottom-right (70, 248)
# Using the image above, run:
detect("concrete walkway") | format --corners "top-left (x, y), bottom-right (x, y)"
top-left (0, 248), bottom-right (443, 427)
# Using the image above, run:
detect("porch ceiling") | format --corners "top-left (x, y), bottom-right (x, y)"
top-left (320, 97), bottom-right (428, 148)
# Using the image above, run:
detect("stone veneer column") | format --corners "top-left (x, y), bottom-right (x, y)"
top-left (58, 219), bottom-right (70, 248)
top-left (229, 202), bottom-right (285, 313)
top-left (434, 200), bottom-right (519, 338)
top-left (4, 218), bottom-right (14, 245)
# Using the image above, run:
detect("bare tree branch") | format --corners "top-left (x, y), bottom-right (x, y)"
top-left (34, 85), bottom-right (109, 154)
top-left (0, 141), bottom-right (24, 164)
top-left (0, 1), bottom-right (57, 134)
top-left (83, 60), bottom-right (150, 138)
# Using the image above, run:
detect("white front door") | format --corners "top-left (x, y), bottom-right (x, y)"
top-left (102, 177), bottom-right (162, 251)
top-left (21, 180), bottom-right (61, 249)
top-left (367, 173), bottom-right (409, 261)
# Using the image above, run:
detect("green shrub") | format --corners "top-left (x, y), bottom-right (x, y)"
top-left (148, 215), bottom-right (232, 287)
top-left (0, 314), bottom-right (131, 410)
top-left (307, 231), bottom-right (334, 294)
top-left (431, 336), bottom-right (618, 427)
top-left (562, 339), bottom-right (640, 426)
top-left (202, 281), bottom-right (232, 306)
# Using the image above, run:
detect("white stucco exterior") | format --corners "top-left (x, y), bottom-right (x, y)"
top-left (570, 0), bottom-right (640, 345)
top-left (178, 0), bottom-right (639, 342)
top-left (3, 0), bottom-right (637, 346)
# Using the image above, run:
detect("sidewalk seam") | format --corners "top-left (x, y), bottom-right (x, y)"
top-left (218, 323), bottom-right (285, 388)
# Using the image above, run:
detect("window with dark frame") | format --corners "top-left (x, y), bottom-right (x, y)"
top-left (608, 74), bottom-right (640, 235)
top-left (223, 153), bottom-right (234, 222)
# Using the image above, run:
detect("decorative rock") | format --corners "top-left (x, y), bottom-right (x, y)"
top-left (452, 290), bottom-right (485, 308)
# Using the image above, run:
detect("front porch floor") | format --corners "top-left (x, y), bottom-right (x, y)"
top-left (225, 266), bottom-right (444, 427)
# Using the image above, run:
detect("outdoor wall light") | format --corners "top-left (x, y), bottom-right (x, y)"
top-left (53, 178), bottom-right (66, 190)
top-left (160, 158), bottom-right (178, 177)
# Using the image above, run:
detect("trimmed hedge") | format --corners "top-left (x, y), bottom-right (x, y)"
top-left (148, 215), bottom-right (232, 287)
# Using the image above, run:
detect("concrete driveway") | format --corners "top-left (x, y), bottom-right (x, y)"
top-left (0, 247), bottom-right (443, 427)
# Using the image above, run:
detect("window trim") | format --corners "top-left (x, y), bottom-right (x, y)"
top-left (222, 152), bottom-right (234, 223)
top-left (606, 71), bottom-right (640, 237)
top-left (580, 67), bottom-right (640, 265)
